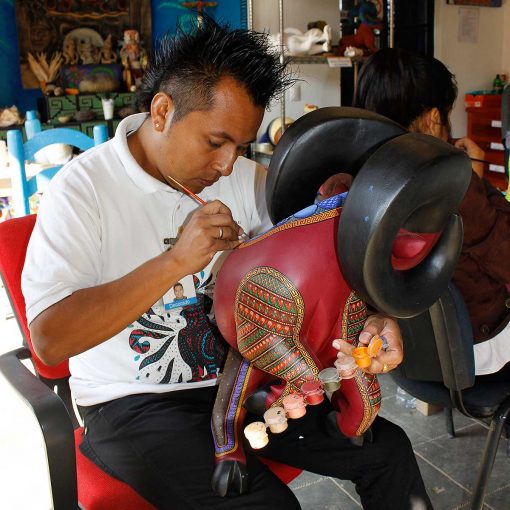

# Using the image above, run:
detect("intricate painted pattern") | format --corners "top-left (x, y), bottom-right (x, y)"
top-left (235, 267), bottom-right (318, 391)
top-left (129, 274), bottom-right (227, 384)
top-left (342, 291), bottom-right (382, 434)
top-left (214, 358), bottom-right (252, 455)
top-left (240, 208), bottom-right (340, 249)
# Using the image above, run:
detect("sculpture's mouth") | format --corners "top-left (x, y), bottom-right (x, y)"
top-left (391, 230), bottom-right (441, 271)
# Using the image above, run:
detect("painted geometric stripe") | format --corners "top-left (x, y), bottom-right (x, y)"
top-left (239, 209), bottom-right (340, 249)
top-left (339, 291), bottom-right (382, 434)
top-left (235, 267), bottom-right (319, 384)
top-left (214, 358), bottom-right (252, 455)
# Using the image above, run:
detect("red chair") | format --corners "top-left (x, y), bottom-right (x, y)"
top-left (0, 215), bottom-right (300, 510)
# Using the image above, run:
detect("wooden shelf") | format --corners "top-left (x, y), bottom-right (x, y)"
top-left (287, 55), bottom-right (330, 64)
top-left (466, 104), bottom-right (507, 190)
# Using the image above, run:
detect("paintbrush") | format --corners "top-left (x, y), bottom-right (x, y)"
top-left (470, 157), bottom-right (499, 165)
top-left (166, 174), bottom-right (207, 205)
top-left (166, 174), bottom-right (249, 241)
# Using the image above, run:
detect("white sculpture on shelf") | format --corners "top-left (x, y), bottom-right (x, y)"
top-left (269, 25), bottom-right (332, 57)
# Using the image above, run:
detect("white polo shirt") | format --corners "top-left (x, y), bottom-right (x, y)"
top-left (22, 113), bottom-right (272, 406)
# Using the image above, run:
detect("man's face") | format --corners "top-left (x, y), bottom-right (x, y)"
top-left (155, 77), bottom-right (265, 193)
top-left (174, 285), bottom-right (184, 299)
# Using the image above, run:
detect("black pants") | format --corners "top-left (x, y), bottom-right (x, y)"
top-left (79, 386), bottom-right (432, 510)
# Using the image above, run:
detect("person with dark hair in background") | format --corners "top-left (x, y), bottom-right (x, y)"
top-left (322, 47), bottom-right (510, 382)
top-left (22, 21), bottom-right (432, 510)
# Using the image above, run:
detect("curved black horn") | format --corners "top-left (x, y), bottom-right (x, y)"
top-left (266, 107), bottom-right (406, 223)
top-left (339, 133), bottom-right (471, 318)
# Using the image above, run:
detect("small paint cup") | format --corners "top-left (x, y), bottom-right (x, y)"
top-left (264, 406), bottom-right (288, 433)
top-left (318, 367), bottom-right (341, 393)
top-left (282, 393), bottom-right (307, 419)
top-left (336, 357), bottom-right (358, 379)
top-left (300, 380), bottom-right (325, 405)
top-left (244, 421), bottom-right (269, 449)
top-left (352, 346), bottom-right (371, 368)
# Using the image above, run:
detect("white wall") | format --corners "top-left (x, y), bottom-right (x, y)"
top-left (435, 0), bottom-right (508, 137)
top-left (253, 0), bottom-right (510, 139)
top-left (252, 0), bottom-right (342, 139)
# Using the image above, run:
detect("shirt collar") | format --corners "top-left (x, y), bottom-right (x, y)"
top-left (112, 113), bottom-right (181, 196)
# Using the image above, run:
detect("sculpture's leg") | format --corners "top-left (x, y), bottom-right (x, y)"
top-left (329, 371), bottom-right (380, 437)
top-left (236, 268), bottom-right (319, 402)
top-left (328, 291), bottom-right (381, 437)
top-left (236, 269), bottom-right (381, 433)
top-left (211, 347), bottom-right (268, 496)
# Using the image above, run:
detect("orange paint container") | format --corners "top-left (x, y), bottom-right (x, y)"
top-left (368, 335), bottom-right (384, 357)
top-left (352, 346), bottom-right (371, 368)
top-left (282, 393), bottom-right (307, 419)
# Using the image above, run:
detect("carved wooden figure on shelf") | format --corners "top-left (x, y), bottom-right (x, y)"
top-left (63, 37), bottom-right (78, 65)
top-left (120, 29), bottom-right (147, 91)
top-left (99, 34), bottom-right (118, 64)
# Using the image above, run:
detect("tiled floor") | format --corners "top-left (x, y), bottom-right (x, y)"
top-left (290, 375), bottom-right (510, 510)
top-left (0, 285), bottom-right (509, 509)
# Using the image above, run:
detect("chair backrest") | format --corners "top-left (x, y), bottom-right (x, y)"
top-left (0, 214), bottom-right (69, 379)
top-left (395, 283), bottom-right (475, 392)
top-left (7, 124), bottom-right (108, 216)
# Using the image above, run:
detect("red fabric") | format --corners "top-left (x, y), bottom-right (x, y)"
top-left (257, 457), bottom-right (302, 485)
top-left (75, 429), bottom-right (156, 510)
top-left (0, 215), bottom-right (69, 379)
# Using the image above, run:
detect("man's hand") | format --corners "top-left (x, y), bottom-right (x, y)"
top-left (332, 314), bottom-right (403, 374)
top-left (317, 173), bottom-right (352, 200)
top-left (169, 200), bottom-right (243, 276)
top-left (29, 200), bottom-right (244, 365)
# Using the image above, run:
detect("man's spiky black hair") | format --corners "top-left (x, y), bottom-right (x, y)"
top-left (137, 16), bottom-right (295, 120)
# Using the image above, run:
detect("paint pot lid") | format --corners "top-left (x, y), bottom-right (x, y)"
top-left (282, 393), bottom-right (306, 409)
top-left (244, 421), bottom-right (267, 437)
top-left (318, 367), bottom-right (340, 382)
top-left (264, 406), bottom-right (287, 424)
top-left (336, 357), bottom-right (358, 370)
top-left (301, 380), bottom-right (323, 394)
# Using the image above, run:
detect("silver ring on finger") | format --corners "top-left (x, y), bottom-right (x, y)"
top-left (218, 226), bottom-right (224, 239)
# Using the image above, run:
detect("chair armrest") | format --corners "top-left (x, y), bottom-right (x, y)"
top-left (0, 347), bottom-right (78, 509)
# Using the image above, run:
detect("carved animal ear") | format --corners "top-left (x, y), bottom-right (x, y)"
top-left (266, 107), bottom-right (405, 224)
top-left (338, 132), bottom-right (471, 318)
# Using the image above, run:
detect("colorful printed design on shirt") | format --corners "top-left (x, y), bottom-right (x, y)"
top-left (129, 273), bottom-right (228, 384)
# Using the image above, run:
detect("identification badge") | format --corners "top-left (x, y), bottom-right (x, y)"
top-left (162, 274), bottom-right (198, 310)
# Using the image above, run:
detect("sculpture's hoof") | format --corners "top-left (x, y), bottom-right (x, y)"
top-left (348, 428), bottom-right (374, 446)
top-left (325, 410), bottom-right (348, 439)
top-left (212, 460), bottom-right (249, 497)
top-left (325, 411), bottom-right (373, 445)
